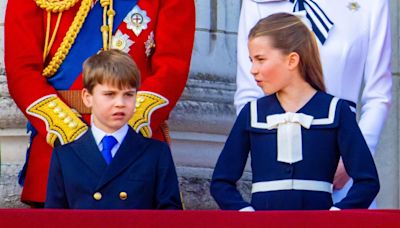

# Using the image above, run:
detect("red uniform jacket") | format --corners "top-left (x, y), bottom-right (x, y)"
top-left (5, 0), bottom-right (195, 204)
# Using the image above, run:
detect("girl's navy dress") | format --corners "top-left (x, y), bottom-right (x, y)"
top-left (211, 91), bottom-right (379, 210)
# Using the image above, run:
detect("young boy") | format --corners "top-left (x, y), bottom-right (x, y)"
top-left (45, 50), bottom-right (182, 209)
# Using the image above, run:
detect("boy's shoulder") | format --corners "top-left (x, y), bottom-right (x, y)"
top-left (53, 130), bottom-right (94, 155)
top-left (54, 127), bottom-right (171, 161)
top-left (133, 129), bottom-right (169, 148)
top-left (124, 127), bottom-right (171, 155)
top-left (55, 126), bottom-right (169, 150)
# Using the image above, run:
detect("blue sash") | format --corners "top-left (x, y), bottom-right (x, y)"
top-left (48, 0), bottom-right (138, 89)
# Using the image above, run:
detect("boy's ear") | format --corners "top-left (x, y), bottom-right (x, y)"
top-left (287, 52), bottom-right (300, 70)
top-left (81, 88), bottom-right (93, 108)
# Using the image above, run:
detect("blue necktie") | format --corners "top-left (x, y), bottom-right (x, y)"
top-left (101, 135), bottom-right (118, 165)
top-left (290, 0), bottom-right (334, 44)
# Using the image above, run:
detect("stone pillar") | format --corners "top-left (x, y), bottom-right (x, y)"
top-left (375, 0), bottom-right (400, 208)
top-left (169, 0), bottom-right (250, 209)
top-left (0, 0), bottom-right (29, 208)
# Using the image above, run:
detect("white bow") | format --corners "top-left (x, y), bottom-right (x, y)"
top-left (266, 112), bottom-right (314, 164)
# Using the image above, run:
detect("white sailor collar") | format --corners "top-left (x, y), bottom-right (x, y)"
top-left (248, 91), bottom-right (354, 131)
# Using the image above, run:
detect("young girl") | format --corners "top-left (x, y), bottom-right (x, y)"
top-left (210, 13), bottom-right (380, 211)
top-left (234, 0), bottom-right (392, 207)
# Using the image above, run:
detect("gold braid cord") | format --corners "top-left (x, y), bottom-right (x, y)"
top-left (100, 0), bottom-right (115, 50)
top-left (43, 11), bottom-right (63, 61)
top-left (42, 0), bottom-right (92, 77)
top-left (128, 92), bottom-right (169, 138)
top-left (26, 95), bottom-right (88, 147)
top-left (35, 0), bottom-right (80, 13)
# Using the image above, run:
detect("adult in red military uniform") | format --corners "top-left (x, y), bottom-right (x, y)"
top-left (5, 0), bottom-right (195, 206)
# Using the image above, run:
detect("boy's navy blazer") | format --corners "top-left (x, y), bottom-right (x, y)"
top-left (45, 127), bottom-right (182, 209)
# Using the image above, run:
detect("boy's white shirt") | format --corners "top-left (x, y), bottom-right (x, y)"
top-left (91, 120), bottom-right (129, 158)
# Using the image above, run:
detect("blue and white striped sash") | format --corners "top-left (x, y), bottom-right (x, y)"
top-left (252, 0), bottom-right (334, 44)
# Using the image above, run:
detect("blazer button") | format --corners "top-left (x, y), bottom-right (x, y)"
top-left (93, 192), bottom-right (102, 201)
top-left (119, 192), bottom-right (128, 200)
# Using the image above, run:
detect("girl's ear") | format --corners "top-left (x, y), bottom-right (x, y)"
top-left (287, 52), bottom-right (300, 70)
top-left (81, 88), bottom-right (93, 108)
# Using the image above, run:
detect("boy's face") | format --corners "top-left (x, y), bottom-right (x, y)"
top-left (82, 83), bottom-right (136, 133)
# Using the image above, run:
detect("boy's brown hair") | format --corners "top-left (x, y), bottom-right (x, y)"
top-left (83, 49), bottom-right (141, 93)
top-left (248, 13), bottom-right (326, 92)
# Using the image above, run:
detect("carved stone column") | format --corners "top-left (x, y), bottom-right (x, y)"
top-left (374, 0), bottom-right (400, 209)
top-left (169, 0), bottom-right (250, 209)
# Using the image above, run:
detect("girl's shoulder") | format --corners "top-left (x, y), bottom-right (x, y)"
top-left (310, 91), bottom-right (357, 128)
top-left (247, 92), bottom-right (354, 130)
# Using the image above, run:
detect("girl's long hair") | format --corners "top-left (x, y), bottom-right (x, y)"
top-left (248, 13), bottom-right (326, 92)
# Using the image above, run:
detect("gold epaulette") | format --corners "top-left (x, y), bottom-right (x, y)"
top-left (128, 91), bottom-right (169, 138)
top-left (26, 94), bottom-right (88, 147)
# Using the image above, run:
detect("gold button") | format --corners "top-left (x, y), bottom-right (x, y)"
top-left (48, 101), bottom-right (57, 108)
top-left (68, 121), bottom-right (77, 129)
top-left (135, 102), bottom-right (141, 108)
top-left (138, 96), bottom-right (145, 102)
top-left (93, 192), bottom-right (102, 201)
top-left (64, 116), bottom-right (72, 124)
top-left (119, 192), bottom-right (128, 200)
top-left (53, 107), bottom-right (62, 114)
top-left (58, 112), bottom-right (67, 119)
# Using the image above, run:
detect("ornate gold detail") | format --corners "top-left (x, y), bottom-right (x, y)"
top-left (42, 0), bottom-right (92, 77)
top-left (347, 1), bottom-right (360, 11)
top-left (100, 0), bottom-right (115, 50)
top-left (119, 192), bottom-right (128, 200)
top-left (35, 0), bottom-right (80, 13)
top-left (93, 192), bottom-right (102, 200)
top-left (27, 95), bottom-right (88, 146)
top-left (128, 91), bottom-right (169, 138)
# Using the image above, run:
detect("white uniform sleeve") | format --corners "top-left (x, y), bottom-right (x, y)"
top-left (234, 1), bottom-right (264, 115)
top-left (358, 0), bottom-right (392, 155)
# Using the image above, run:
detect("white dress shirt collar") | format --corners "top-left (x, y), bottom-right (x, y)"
top-left (91, 123), bottom-right (129, 157)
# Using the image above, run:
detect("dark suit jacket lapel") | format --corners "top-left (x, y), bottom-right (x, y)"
top-left (95, 128), bottom-right (150, 190)
top-left (71, 130), bottom-right (108, 177)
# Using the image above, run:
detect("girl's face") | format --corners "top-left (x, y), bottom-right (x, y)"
top-left (248, 36), bottom-right (293, 95)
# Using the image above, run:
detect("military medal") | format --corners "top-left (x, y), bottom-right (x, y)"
top-left (145, 31), bottom-right (155, 57)
top-left (124, 6), bottom-right (151, 36)
top-left (112, 30), bottom-right (134, 53)
top-left (347, 1), bottom-right (360, 11)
